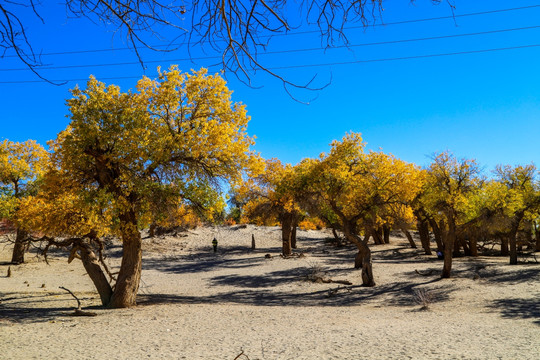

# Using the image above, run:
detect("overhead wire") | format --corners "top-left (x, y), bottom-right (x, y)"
top-left (1, 3), bottom-right (539, 58)
top-left (1, 42), bottom-right (539, 84)
top-left (1, 24), bottom-right (540, 72)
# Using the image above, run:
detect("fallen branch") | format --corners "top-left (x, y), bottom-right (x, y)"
top-left (415, 269), bottom-right (435, 277)
top-left (233, 349), bottom-right (250, 360)
top-left (59, 286), bottom-right (97, 317)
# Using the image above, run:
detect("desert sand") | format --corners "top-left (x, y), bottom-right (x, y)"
top-left (1, 225), bottom-right (539, 359)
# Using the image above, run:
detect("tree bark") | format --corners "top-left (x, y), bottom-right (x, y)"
top-left (78, 242), bottom-right (113, 306)
top-left (509, 212), bottom-right (525, 265)
top-left (343, 222), bottom-right (375, 286)
top-left (281, 214), bottom-right (293, 256)
top-left (291, 223), bottom-right (297, 249)
top-left (372, 227), bottom-right (384, 245)
top-left (501, 237), bottom-right (509, 256)
top-left (469, 236), bottom-right (478, 257)
top-left (441, 214), bottom-right (455, 278)
top-left (535, 221), bottom-right (540, 252)
top-left (383, 225), bottom-right (390, 244)
top-left (401, 228), bottom-right (417, 249)
top-left (108, 210), bottom-right (142, 308)
top-left (11, 228), bottom-right (28, 265)
top-left (428, 218), bottom-right (444, 252)
top-left (417, 220), bottom-right (432, 255)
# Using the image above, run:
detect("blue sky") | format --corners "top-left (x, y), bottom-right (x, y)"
top-left (1, 1), bottom-right (539, 171)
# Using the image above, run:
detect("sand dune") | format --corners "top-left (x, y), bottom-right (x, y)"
top-left (1, 225), bottom-right (539, 359)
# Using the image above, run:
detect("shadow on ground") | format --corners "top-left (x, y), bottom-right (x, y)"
top-left (488, 296), bottom-right (540, 325)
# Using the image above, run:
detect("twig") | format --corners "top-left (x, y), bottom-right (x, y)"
top-left (59, 286), bottom-right (97, 317)
top-left (233, 349), bottom-right (250, 360)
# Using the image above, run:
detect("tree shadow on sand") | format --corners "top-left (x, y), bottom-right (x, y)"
top-left (139, 276), bottom-right (453, 308)
top-left (0, 292), bottom-right (101, 324)
top-left (488, 297), bottom-right (540, 325)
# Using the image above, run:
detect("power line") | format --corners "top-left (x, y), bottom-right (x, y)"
top-left (1, 42), bottom-right (539, 84)
top-left (2, 24), bottom-right (540, 72)
top-left (2, 4), bottom-right (539, 59)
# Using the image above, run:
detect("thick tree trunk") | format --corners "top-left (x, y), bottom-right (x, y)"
top-left (108, 211), bottom-right (142, 308)
top-left (383, 225), bottom-right (390, 244)
top-left (11, 228), bottom-right (28, 265)
top-left (281, 214), bottom-right (293, 256)
top-left (441, 215), bottom-right (455, 279)
top-left (417, 220), bottom-right (432, 255)
top-left (343, 222), bottom-right (375, 286)
top-left (401, 228), bottom-right (417, 249)
top-left (501, 237), bottom-right (509, 256)
top-left (78, 242), bottom-right (113, 306)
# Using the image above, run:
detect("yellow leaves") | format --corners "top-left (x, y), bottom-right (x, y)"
top-left (0, 139), bottom-right (49, 194)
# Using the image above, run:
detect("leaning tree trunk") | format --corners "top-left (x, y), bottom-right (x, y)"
top-left (108, 210), bottom-right (143, 308)
top-left (401, 228), bottom-right (417, 249)
top-left (417, 220), bottom-right (432, 255)
top-left (343, 222), bottom-right (375, 287)
top-left (11, 228), bottom-right (28, 265)
top-left (78, 241), bottom-right (113, 306)
top-left (281, 214), bottom-right (293, 256)
top-left (428, 218), bottom-right (444, 253)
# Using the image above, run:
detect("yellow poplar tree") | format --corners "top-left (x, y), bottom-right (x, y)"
top-left (0, 139), bottom-right (48, 264)
top-left (55, 66), bottom-right (258, 308)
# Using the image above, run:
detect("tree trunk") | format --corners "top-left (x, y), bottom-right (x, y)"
top-left (402, 228), bottom-right (417, 249)
top-left (281, 214), bottom-right (293, 256)
top-left (383, 225), bottom-right (390, 244)
top-left (11, 228), bottom-right (28, 265)
top-left (108, 210), bottom-right (142, 308)
top-left (291, 223), bottom-right (297, 249)
top-left (149, 223), bottom-right (156, 238)
top-left (460, 236), bottom-right (471, 256)
top-left (372, 227), bottom-right (384, 245)
top-left (509, 212), bottom-right (525, 265)
top-left (453, 236), bottom-right (462, 257)
top-left (428, 218), bottom-right (444, 252)
top-left (331, 227), bottom-right (341, 242)
top-left (501, 237), bottom-right (509, 256)
top-left (343, 222), bottom-right (375, 286)
top-left (469, 236), bottom-right (478, 257)
top-left (441, 214), bottom-right (455, 278)
top-left (535, 221), bottom-right (540, 252)
top-left (417, 220), bottom-right (432, 255)
top-left (78, 242), bottom-right (113, 306)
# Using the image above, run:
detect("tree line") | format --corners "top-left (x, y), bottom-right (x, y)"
top-left (1, 68), bottom-right (539, 308)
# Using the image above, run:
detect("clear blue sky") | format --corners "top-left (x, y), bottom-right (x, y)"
top-left (1, 1), bottom-right (539, 171)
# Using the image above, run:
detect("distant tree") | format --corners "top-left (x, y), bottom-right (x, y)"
top-left (492, 164), bottom-right (539, 264)
top-left (237, 158), bottom-right (303, 255)
top-left (26, 67), bottom-right (258, 308)
top-left (0, 139), bottom-right (48, 264)
top-left (422, 151), bottom-right (483, 278)
top-left (306, 133), bottom-right (423, 286)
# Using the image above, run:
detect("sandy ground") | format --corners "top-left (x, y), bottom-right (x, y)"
top-left (1, 225), bottom-right (539, 359)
